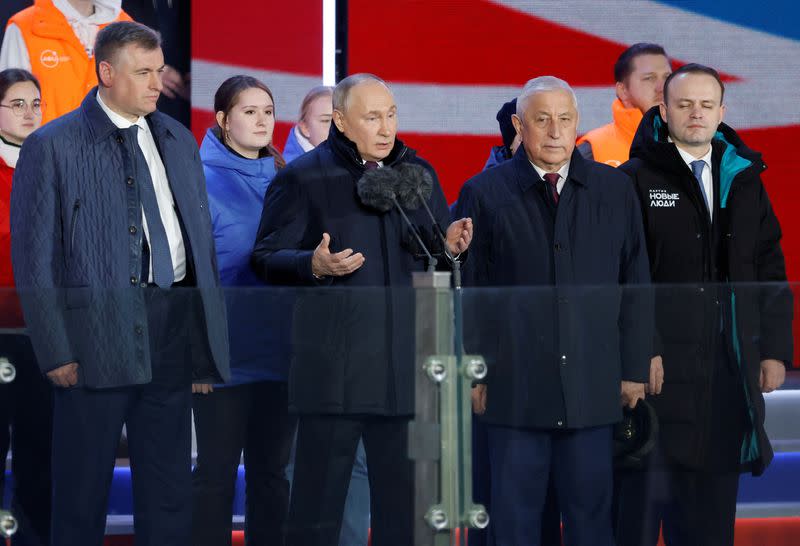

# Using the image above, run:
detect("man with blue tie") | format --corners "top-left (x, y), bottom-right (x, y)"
top-left (617, 64), bottom-right (792, 545)
top-left (10, 21), bottom-right (229, 546)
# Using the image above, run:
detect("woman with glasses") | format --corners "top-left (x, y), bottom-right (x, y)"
top-left (0, 67), bottom-right (52, 546)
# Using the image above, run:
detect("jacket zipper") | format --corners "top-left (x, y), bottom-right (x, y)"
top-left (389, 147), bottom-right (408, 166)
top-left (379, 215), bottom-right (397, 413)
top-left (690, 199), bottom-right (714, 466)
top-left (68, 199), bottom-right (81, 262)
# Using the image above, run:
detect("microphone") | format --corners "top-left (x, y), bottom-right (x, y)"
top-left (394, 163), bottom-right (459, 268)
top-left (394, 162), bottom-right (433, 209)
top-left (354, 166), bottom-right (398, 213)
top-left (394, 165), bottom-right (465, 368)
top-left (0, 357), bottom-right (15, 384)
top-left (356, 167), bottom-right (437, 270)
top-left (0, 510), bottom-right (18, 538)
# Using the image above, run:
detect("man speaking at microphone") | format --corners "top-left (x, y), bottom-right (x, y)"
top-left (453, 76), bottom-right (652, 546)
top-left (252, 73), bottom-right (471, 546)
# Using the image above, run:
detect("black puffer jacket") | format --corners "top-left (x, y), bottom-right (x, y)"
top-left (621, 107), bottom-right (793, 475)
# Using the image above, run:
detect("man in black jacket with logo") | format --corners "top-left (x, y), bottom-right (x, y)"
top-left (617, 63), bottom-right (792, 546)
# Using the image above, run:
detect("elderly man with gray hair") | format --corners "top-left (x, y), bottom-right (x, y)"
top-left (453, 76), bottom-right (652, 546)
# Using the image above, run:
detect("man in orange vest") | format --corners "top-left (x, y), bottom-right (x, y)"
top-left (0, 0), bottom-right (131, 124)
top-left (577, 43), bottom-right (671, 167)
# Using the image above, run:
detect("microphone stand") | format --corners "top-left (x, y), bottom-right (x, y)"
top-left (408, 186), bottom-right (488, 543)
top-left (414, 189), bottom-right (464, 363)
top-left (391, 195), bottom-right (438, 272)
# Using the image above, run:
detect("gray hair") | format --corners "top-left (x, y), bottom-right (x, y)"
top-left (516, 76), bottom-right (578, 116)
top-left (333, 73), bottom-right (388, 112)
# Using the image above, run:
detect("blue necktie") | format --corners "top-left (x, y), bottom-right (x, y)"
top-left (125, 125), bottom-right (174, 288)
top-left (690, 160), bottom-right (710, 216)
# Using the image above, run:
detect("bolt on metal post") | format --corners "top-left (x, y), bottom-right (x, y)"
top-left (0, 510), bottom-right (19, 538)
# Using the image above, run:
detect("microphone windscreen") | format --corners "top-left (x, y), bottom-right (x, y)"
top-left (356, 167), bottom-right (400, 212)
top-left (395, 163), bottom-right (433, 209)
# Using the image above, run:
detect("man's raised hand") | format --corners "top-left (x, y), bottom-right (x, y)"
top-left (311, 233), bottom-right (366, 277)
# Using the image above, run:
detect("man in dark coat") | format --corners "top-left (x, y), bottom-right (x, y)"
top-left (470, 94), bottom-right (562, 546)
top-left (482, 97), bottom-right (520, 171)
top-left (616, 63), bottom-right (792, 546)
top-left (453, 76), bottom-right (652, 546)
top-left (10, 22), bottom-right (229, 546)
top-left (251, 73), bottom-right (472, 546)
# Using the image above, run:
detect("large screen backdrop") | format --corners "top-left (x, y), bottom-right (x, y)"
top-left (191, 0), bottom-right (322, 159)
top-left (346, 0), bottom-right (800, 265)
top-left (192, 0), bottom-right (800, 359)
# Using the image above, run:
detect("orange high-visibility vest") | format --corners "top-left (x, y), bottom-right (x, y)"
top-left (8, 0), bottom-right (131, 124)
top-left (577, 99), bottom-right (643, 168)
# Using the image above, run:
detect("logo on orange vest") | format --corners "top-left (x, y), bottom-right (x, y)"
top-left (40, 50), bottom-right (71, 68)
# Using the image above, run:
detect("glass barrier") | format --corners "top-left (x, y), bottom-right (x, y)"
top-left (0, 281), bottom-right (797, 545)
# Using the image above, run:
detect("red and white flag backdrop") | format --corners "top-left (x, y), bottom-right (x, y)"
top-left (192, 0), bottom-right (800, 361)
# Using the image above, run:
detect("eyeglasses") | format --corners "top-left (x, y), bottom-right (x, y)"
top-left (0, 99), bottom-right (45, 117)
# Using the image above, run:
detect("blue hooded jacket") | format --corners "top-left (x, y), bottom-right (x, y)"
top-left (282, 125), bottom-right (309, 164)
top-left (482, 144), bottom-right (510, 171)
top-left (200, 128), bottom-right (290, 384)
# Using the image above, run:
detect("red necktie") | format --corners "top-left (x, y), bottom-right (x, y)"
top-left (364, 161), bottom-right (380, 170)
top-left (543, 172), bottom-right (560, 206)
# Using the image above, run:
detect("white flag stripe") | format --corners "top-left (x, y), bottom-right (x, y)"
top-left (193, 53), bottom-right (800, 137)
top-left (192, 61), bottom-right (324, 125)
top-left (490, 0), bottom-right (800, 78)
top-left (491, 0), bottom-right (800, 130)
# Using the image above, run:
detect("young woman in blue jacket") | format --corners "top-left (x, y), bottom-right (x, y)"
top-left (192, 75), bottom-right (293, 546)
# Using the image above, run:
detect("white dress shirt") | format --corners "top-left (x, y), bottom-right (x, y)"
top-left (0, 136), bottom-right (21, 169)
top-left (97, 92), bottom-right (186, 283)
top-left (673, 142), bottom-right (714, 221)
top-left (530, 160), bottom-right (570, 195)
top-left (0, 0), bottom-right (122, 70)
top-left (294, 126), bottom-right (315, 154)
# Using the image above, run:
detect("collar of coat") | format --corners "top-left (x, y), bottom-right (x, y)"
top-left (327, 123), bottom-right (412, 173)
top-left (511, 145), bottom-right (589, 195)
top-left (81, 87), bottom-right (177, 145)
top-left (630, 106), bottom-right (766, 209)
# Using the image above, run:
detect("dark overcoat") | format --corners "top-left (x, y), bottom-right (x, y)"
top-left (454, 147), bottom-right (652, 429)
top-left (621, 107), bottom-right (793, 474)
top-left (11, 88), bottom-right (230, 388)
top-left (252, 126), bottom-right (451, 416)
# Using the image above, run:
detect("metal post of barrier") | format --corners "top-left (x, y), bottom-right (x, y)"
top-left (410, 271), bottom-right (489, 545)
top-left (1, 353), bottom-right (19, 538)
top-left (411, 271), bottom-right (452, 546)
top-left (459, 356), bottom-right (489, 532)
